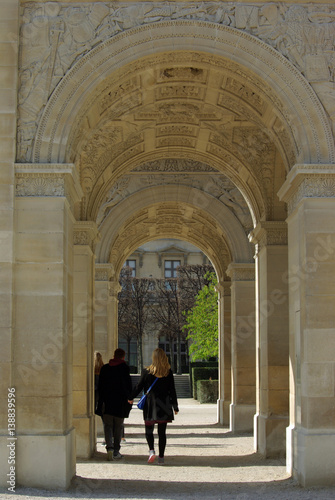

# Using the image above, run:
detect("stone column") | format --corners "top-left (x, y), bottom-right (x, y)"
top-left (226, 263), bottom-right (256, 432)
top-left (73, 222), bottom-right (99, 458)
top-left (13, 163), bottom-right (82, 489)
top-left (217, 280), bottom-right (231, 426)
top-left (94, 264), bottom-right (114, 438)
top-left (249, 222), bottom-right (289, 458)
top-left (0, 0), bottom-right (19, 489)
top-left (278, 165), bottom-right (335, 486)
top-left (94, 264), bottom-right (114, 361)
top-left (108, 279), bottom-right (122, 356)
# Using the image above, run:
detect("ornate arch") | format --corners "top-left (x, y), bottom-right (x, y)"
top-left (33, 21), bottom-right (334, 166)
top-left (95, 185), bottom-right (253, 278)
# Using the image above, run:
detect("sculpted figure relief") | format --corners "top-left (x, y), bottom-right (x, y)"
top-left (17, 2), bottom-right (335, 161)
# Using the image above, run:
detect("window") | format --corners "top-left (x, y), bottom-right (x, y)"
top-left (124, 259), bottom-right (136, 277)
top-left (164, 260), bottom-right (181, 278)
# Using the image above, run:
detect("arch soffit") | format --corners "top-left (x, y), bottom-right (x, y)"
top-left (107, 203), bottom-right (231, 283)
top-left (95, 185), bottom-right (253, 268)
top-left (88, 152), bottom-right (264, 226)
top-left (33, 21), bottom-right (334, 166)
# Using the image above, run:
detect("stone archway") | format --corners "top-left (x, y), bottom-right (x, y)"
top-left (31, 22), bottom-right (334, 166)
top-left (8, 9), bottom-right (335, 490)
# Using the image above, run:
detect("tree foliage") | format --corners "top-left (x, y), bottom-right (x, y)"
top-left (183, 271), bottom-right (218, 361)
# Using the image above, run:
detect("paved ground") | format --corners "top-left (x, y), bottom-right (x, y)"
top-left (1, 399), bottom-right (335, 499)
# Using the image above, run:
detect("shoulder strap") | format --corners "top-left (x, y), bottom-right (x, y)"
top-left (145, 377), bottom-right (158, 395)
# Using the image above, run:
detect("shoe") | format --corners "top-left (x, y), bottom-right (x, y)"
top-left (113, 452), bottom-right (123, 460)
top-left (158, 457), bottom-right (164, 465)
top-left (107, 450), bottom-right (113, 461)
top-left (147, 450), bottom-right (156, 463)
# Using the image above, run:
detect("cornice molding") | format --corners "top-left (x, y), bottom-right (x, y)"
top-left (278, 164), bottom-right (335, 214)
top-left (15, 163), bottom-right (83, 214)
top-left (249, 221), bottom-right (288, 250)
top-left (226, 262), bottom-right (255, 282)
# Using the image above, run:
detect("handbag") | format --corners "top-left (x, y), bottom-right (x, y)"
top-left (137, 377), bottom-right (158, 410)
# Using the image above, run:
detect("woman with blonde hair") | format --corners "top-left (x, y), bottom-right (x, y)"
top-left (128, 348), bottom-right (179, 465)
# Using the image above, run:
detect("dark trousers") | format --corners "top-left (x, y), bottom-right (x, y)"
top-left (145, 422), bottom-right (167, 458)
top-left (103, 414), bottom-right (124, 453)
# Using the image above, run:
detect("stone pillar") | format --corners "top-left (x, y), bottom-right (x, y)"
top-left (217, 280), bottom-right (231, 426)
top-left (12, 163), bottom-right (82, 489)
top-left (94, 264), bottom-right (114, 438)
top-left (278, 165), bottom-right (335, 486)
top-left (249, 222), bottom-right (289, 458)
top-left (0, 0), bottom-right (19, 489)
top-left (94, 264), bottom-right (114, 361)
top-left (108, 279), bottom-right (121, 356)
top-left (226, 263), bottom-right (256, 432)
top-left (73, 222), bottom-right (99, 458)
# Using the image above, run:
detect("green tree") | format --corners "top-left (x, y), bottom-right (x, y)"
top-left (183, 272), bottom-right (218, 361)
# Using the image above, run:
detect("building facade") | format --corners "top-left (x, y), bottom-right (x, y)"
top-left (116, 239), bottom-right (209, 369)
top-left (1, 0), bottom-right (335, 490)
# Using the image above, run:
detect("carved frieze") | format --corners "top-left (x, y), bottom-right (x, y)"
top-left (226, 263), bottom-right (255, 281)
top-left (156, 125), bottom-right (197, 138)
top-left (288, 176), bottom-right (335, 213)
top-left (224, 77), bottom-right (266, 115)
top-left (157, 67), bottom-right (207, 83)
top-left (14, 163), bottom-right (83, 213)
top-left (156, 85), bottom-right (205, 100)
top-left (73, 220), bottom-right (100, 244)
top-left (278, 165), bottom-right (335, 213)
top-left (157, 137), bottom-right (196, 148)
top-left (18, 2), bottom-right (335, 163)
top-left (16, 175), bottom-right (65, 197)
top-left (133, 159), bottom-right (216, 172)
top-left (249, 221), bottom-right (288, 251)
top-left (95, 263), bottom-right (114, 282)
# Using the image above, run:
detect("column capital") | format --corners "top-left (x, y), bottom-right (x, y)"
top-left (226, 262), bottom-right (255, 281)
top-left (15, 163), bottom-right (83, 214)
top-left (249, 221), bottom-right (288, 250)
top-left (73, 221), bottom-right (100, 250)
top-left (109, 279), bottom-right (122, 300)
top-left (215, 279), bottom-right (231, 297)
top-left (277, 164), bottom-right (335, 214)
top-left (95, 263), bottom-right (115, 282)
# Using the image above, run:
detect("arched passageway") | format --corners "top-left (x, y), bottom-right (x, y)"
top-left (8, 13), bottom-right (335, 491)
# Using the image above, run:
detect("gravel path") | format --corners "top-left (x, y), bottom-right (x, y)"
top-left (1, 400), bottom-right (335, 499)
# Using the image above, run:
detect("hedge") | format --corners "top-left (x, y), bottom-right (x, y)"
top-left (192, 367), bottom-right (218, 399)
top-left (197, 379), bottom-right (218, 403)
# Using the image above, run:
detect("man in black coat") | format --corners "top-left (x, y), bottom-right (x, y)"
top-left (97, 348), bottom-right (132, 460)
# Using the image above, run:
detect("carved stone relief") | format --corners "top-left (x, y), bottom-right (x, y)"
top-left (108, 201), bottom-right (231, 276)
top-left (95, 159), bottom-right (254, 231)
top-left (17, 2), bottom-right (335, 164)
top-left (288, 175), bottom-right (335, 214)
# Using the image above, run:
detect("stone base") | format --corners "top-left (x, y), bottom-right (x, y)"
top-left (287, 425), bottom-right (335, 486)
top-left (230, 403), bottom-right (255, 432)
top-left (3, 428), bottom-right (76, 490)
top-left (217, 398), bottom-right (230, 426)
top-left (254, 413), bottom-right (287, 458)
top-left (74, 416), bottom-right (95, 459)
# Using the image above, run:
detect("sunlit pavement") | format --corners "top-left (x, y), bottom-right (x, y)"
top-left (2, 400), bottom-right (335, 499)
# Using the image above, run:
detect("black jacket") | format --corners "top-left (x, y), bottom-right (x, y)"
top-left (97, 359), bottom-right (132, 418)
top-left (130, 369), bottom-right (179, 422)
